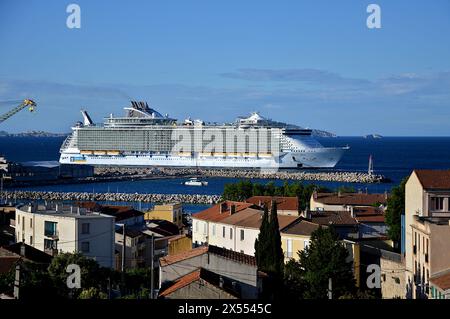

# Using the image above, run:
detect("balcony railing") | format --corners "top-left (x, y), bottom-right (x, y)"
top-left (44, 230), bottom-right (59, 239)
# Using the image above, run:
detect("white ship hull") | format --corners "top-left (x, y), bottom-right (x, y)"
top-left (60, 147), bottom-right (347, 169)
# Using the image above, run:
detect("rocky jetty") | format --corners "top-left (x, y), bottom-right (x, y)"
top-left (94, 167), bottom-right (387, 183)
top-left (5, 191), bottom-right (221, 205)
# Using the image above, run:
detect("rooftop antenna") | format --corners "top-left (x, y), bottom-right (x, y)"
top-left (368, 154), bottom-right (374, 176)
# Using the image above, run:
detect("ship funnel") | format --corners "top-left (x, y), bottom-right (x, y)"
top-left (81, 110), bottom-right (93, 126)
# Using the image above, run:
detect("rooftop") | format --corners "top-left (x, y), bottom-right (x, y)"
top-left (310, 211), bottom-right (358, 226)
top-left (430, 270), bottom-right (450, 291)
top-left (414, 169), bottom-right (450, 190)
top-left (352, 206), bottom-right (385, 223)
top-left (159, 268), bottom-right (239, 298)
top-left (78, 202), bottom-right (143, 221)
top-left (160, 246), bottom-right (208, 267)
top-left (192, 201), bottom-right (256, 222)
top-left (17, 204), bottom-right (113, 219)
top-left (312, 192), bottom-right (389, 206)
top-left (281, 219), bottom-right (321, 236)
top-left (246, 196), bottom-right (299, 211)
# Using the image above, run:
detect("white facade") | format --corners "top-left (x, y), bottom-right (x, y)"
top-left (15, 204), bottom-right (115, 268)
top-left (192, 217), bottom-right (259, 256)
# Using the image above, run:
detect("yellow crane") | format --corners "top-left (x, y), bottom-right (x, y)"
top-left (0, 99), bottom-right (36, 124)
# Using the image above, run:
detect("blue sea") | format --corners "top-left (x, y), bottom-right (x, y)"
top-left (1, 136), bottom-right (450, 211)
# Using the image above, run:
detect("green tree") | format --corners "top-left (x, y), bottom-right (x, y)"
top-left (47, 252), bottom-right (110, 298)
top-left (297, 227), bottom-right (356, 299)
top-left (385, 178), bottom-right (407, 247)
top-left (78, 287), bottom-right (108, 299)
top-left (255, 201), bottom-right (284, 299)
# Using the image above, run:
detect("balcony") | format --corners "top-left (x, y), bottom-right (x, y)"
top-left (44, 230), bottom-right (59, 240)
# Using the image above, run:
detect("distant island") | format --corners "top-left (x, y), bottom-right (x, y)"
top-left (0, 130), bottom-right (69, 137)
top-left (311, 129), bottom-right (337, 138)
top-left (363, 134), bottom-right (383, 139)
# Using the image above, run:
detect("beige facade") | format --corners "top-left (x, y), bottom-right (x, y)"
top-left (15, 204), bottom-right (115, 268)
top-left (405, 170), bottom-right (450, 299)
top-left (145, 203), bottom-right (183, 228)
top-left (380, 253), bottom-right (406, 299)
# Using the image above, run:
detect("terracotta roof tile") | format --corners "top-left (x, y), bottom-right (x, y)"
top-left (192, 201), bottom-right (255, 222)
top-left (414, 170), bottom-right (450, 189)
top-left (353, 207), bottom-right (385, 223)
top-left (208, 245), bottom-right (256, 266)
top-left (313, 193), bottom-right (388, 206)
top-left (160, 246), bottom-right (208, 267)
top-left (246, 196), bottom-right (299, 211)
top-left (310, 211), bottom-right (358, 226)
top-left (159, 269), bottom-right (201, 297)
top-left (430, 271), bottom-right (450, 291)
top-left (159, 268), bottom-right (240, 298)
top-left (281, 219), bottom-right (321, 236)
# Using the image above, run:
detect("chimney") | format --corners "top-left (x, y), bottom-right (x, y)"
top-left (258, 200), bottom-right (262, 207)
top-left (313, 190), bottom-right (318, 200)
top-left (219, 276), bottom-right (224, 288)
top-left (384, 190), bottom-right (388, 200)
top-left (350, 206), bottom-right (355, 218)
top-left (20, 243), bottom-right (26, 257)
top-left (358, 189), bottom-right (362, 194)
top-left (220, 202), bottom-right (227, 214)
top-left (338, 191), bottom-right (342, 198)
top-left (230, 204), bottom-right (236, 215)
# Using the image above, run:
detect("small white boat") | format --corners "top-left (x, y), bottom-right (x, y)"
top-left (183, 177), bottom-right (208, 186)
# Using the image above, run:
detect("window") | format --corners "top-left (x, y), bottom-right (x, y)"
top-left (230, 228), bottom-right (233, 240)
top-left (223, 226), bottom-right (226, 238)
top-left (195, 221), bottom-right (198, 232)
top-left (203, 223), bottom-right (207, 235)
top-left (29, 236), bottom-right (33, 245)
top-left (22, 216), bottom-right (25, 231)
top-left (81, 223), bottom-right (90, 234)
top-left (430, 197), bottom-right (444, 211)
top-left (30, 218), bottom-right (32, 228)
top-left (240, 229), bottom-right (245, 241)
top-left (212, 225), bottom-right (216, 236)
top-left (287, 239), bottom-right (293, 258)
top-left (44, 221), bottom-right (57, 237)
top-left (81, 241), bottom-right (90, 253)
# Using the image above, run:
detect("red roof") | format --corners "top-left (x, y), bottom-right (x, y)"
top-left (159, 269), bottom-right (201, 297)
top-left (246, 196), bottom-right (299, 211)
top-left (353, 207), bottom-right (385, 223)
top-left (414, 170), bottom-right (450, 190)
top-left (313, 192), bottom-right (388, 206)
top-left (192, 201), bottom-right (254, 222)
top-left (160, 246), bottom-right (208, 267)
top-left (310, 211), bottom-right (358, 226)
top-left (430, 271), bottom-right (450, 291)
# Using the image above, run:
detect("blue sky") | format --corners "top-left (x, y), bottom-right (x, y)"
top-left (0, 0), bottom-right (449, 135)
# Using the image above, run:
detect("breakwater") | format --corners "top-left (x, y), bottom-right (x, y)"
top-left (94, 167), bottom-right (388, 183)
top-left (4, 191), bottom-right (221, 204)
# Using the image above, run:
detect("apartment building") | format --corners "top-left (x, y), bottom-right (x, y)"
top-left (405, 169), bottom-right (450, 299)
top-left (144, 203), bottom-right (183, 228)
top-left (280, 219), bottom-right (320, 261)
top-left (192, 201), bottom-right (299, 256)
top-left (15, 203), bottom-right (115, 268)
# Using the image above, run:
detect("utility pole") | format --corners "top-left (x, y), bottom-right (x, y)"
top-left (150, 233), bottom-right (155, 299)
top-left (13, 263), bottom-right (20, 299)
top-left (328, 278), bottom-right (332, 300)
top-left (119, 223), bottom-right (126, 295)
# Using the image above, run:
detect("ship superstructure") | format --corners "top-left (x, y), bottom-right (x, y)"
top-left (59, 101), bottom-right (349, 168)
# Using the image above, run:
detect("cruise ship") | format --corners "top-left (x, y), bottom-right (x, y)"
top-left (59, 101), bottom-right (349, 168)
